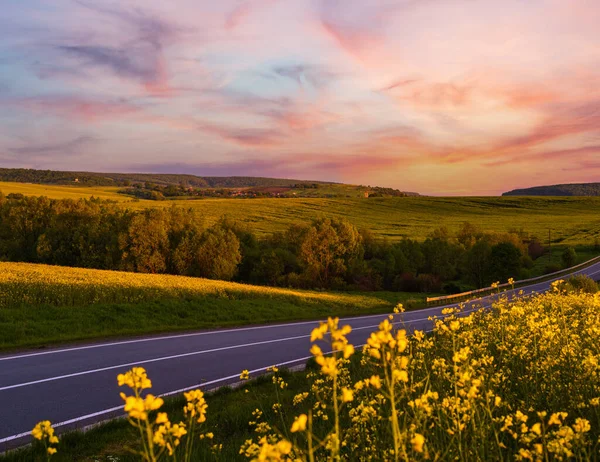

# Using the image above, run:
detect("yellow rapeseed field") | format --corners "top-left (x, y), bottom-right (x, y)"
top-left (0, 261), bottom-right (390, 309)
top-left (32, 285), bottom-right (600, 461)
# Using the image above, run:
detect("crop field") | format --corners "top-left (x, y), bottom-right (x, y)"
top-left (1, 181), bottom-right (599, 245)
top-left (0, 181), bottom-right (128, 202)
top-left (6, 289), bottom-right (600, 461)
top-left (0, 262), bottom-right (429, 350)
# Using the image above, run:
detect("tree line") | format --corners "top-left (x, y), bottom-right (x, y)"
top-left (0, 193), bottom-right (567, 293)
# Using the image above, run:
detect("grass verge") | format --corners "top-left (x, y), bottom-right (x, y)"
top-left (0, 262), bottom-right (431, 351)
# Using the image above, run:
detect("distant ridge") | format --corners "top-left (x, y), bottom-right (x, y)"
top-left (503, 182), bottom-right (600, 197)
top-left (0, 167), bottom-right (336, 188)
top-left (0, 167), bottom-right (419, 196)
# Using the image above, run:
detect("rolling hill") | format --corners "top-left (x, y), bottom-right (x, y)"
top-left (503, 182), bottom-right (600, 197)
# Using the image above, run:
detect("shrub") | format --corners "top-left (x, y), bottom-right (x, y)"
top-left (561, 247), bottom-right (577, 269)
top-left (559, 274), bottom-right (599, 294)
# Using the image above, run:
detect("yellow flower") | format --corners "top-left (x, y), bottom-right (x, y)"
top-left (156, 412), bottom-right (169, 424)
top-left (573, 418), bottom-right (591, 433)
top-left (117, 367), bottom-right (152, 390)
top-left (47, 447), bottom-right (57, 455)
top-left (310, 323), bottom-right (328, 342)
top-left (411, 433), bottom-right (425, 453)
top-left (342, 344), bottom-right (355, 359)
top-left (341, 387), bottom-right (354, 402)
top-left (291, 414), bottom-right (308, 433)
top-left (240, 369), bottom-right (250, 380)
top-left (393, 303), bottom-right (404, 313)
top-left (392, 369), bottom-right (409, 383)
top-left (144, 394), bottom-right (164, 411)
top-left (368, 375), bottom-right (382, 389)
top-left (548, 412), bottom-right (567, 426)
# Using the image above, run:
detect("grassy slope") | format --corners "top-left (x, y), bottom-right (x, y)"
top-left (0, 262), bottom-right (428, 351)
top-left (2, 181), bottom-right (600, 245)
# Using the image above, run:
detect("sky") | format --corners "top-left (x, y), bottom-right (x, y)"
top-left (1, 0), bottom-right (599, 195)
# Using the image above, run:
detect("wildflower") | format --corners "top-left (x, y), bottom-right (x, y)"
top-left (367, 375), bottom-right (382, 389)
top-left (184, 389), bottom-right (208, 423)
top-left (240, 369), bottom-right (250, 380)
top-left (411, 433), bottom-right (425, 452)
top-left (291, 414), bottom-right (308, 433)
top-left (117, 367), bottom-right (152, 390)
top-left (341, 387), bottom-right (354, 402)
top-left (548, 412), bottom-right (567, 426)
top-left (31, 421), bottom-right (59, 457)
top-left (573, 418), bottom-right (591, 433)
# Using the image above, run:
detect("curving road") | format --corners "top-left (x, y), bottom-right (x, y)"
top-left (2, 260), bottom-right (600, 450)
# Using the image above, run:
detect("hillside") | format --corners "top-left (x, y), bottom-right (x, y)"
top-left (503, 182), bottom-right (600, 196)
top-left (0, 167), bottom-right (328, 188)
top-left (0, 261), bottom-right (427, 350)
top-left (1, 181), bottom-right (600, 246)
top-left (0, 167), bottom-right (418, 198)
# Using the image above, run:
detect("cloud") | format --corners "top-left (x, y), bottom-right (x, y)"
top-left (1, 96), bottom-right (141, 122)
top-left (381, 78), bottom-right (474, 108)
top-left (57, 1), bottom-right (184, 96)
top-left (272, 64), bottom-right (339, 89)
top-left (198, 123), bottom-right (283, 147)
top-left (6, 136), bottom-right (96, 159)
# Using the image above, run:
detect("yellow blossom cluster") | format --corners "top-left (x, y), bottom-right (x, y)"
top-left (31, 420), bottom-right (59, 457)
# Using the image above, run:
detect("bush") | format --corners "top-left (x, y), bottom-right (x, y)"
top-left (559, 275), bottom-right (599, 294)
top-left (561, 247), bottom-right (577, 269)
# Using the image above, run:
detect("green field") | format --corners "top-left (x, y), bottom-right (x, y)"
top-left (1, 181), bottom-right (600, 245)
top-left (0, 262), bottom-right (429, 351)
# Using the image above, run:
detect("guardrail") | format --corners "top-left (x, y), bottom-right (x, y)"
top-left (426, 254), bottom-right (600, 306)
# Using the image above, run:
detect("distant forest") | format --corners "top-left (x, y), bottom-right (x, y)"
top-left (0, 167), bottom-right (332, 188)
top-left (0, 192), bottom-right (572, 294)
top-left (503, 183), bottom-right (600, 197)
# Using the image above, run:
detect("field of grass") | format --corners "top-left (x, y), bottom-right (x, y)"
top-left (0, 262), bottom-right (430, 351)
top-left (5, 289), bottom-right (600, 461)
top-left (2, 181), bottom-right (600, 245)
top-left (0, 181), bottom-right (128, 202)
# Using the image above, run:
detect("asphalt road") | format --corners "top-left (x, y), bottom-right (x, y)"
top-left (2, 260), bottom-right (600, 450)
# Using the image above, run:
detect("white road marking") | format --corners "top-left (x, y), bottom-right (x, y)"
top-left (0, 355), bottom-right (314, 445)
top-left (0, 320), bottom-right (429, 392)
top-left (3, 262), bottom-right (598, 363)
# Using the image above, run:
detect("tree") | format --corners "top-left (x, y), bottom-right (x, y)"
top-left (561, 247), bottom-right (577, 269)
top-left (120, 210), bottom-right (170, 273)
top-left (489, 242), bottom-right (522, 283)
top-left (298, 218), bottom-right (363, 288)
top-left (456, 222), bottom-right (482, 249)
top-left (464, 240), bottom-right (492, 288)
top-left (174, 225), bottom-right (241, 280)
top-left (421, 237), bottom-right (460, 281)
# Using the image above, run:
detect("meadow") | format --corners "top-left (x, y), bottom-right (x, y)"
top-left (1, 181), bottom-right (600, 245)
top-left (7, 287), bottom-right (600, 461)
top-left (0, 262), bottom-right (430, 351)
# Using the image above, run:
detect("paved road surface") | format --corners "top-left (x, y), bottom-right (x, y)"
top-left (2, 260), bottom-right (600, 449)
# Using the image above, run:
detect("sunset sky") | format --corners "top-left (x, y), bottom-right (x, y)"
top-left (1, 0), bottom-right (599, 195)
